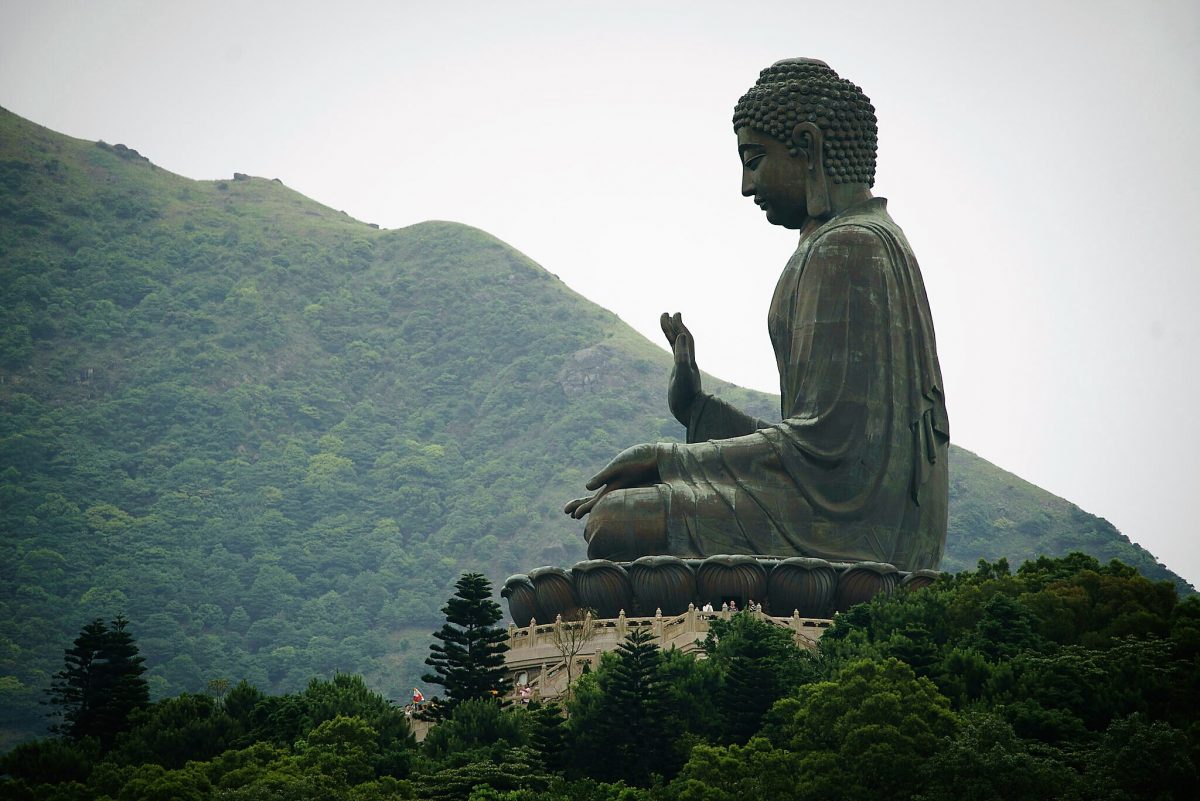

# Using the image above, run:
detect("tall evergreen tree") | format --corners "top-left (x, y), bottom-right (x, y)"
top-left (47, 618), bottom-right (108, 739)
top-left (581, 626), bottom-right (668, 785)
top-left (529, 702), bottom-right (567, 772)
top-left (422, 572), bottom-right (510, 719)
top-left (703, 612), bottom-right (814, 744)
top-left (47, 615), bottom-right (149, 747)
top-left (720, 625), bottom-right (782, 744)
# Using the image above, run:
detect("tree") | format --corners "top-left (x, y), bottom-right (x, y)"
top-left (703, 612), bottom-right (814, 744)
top-left (422, 572), bottom-right (510, 718)
top-left (106, 693), bottom-right (238, 769)
top-left (669, 737), bottom-right (805, 801)
top-left (298, 714), bottom-right (380, 785)
top-left (549, 609), bottom-right (598, 704)
top-left (761, 658), bottom-right (958, 799)
top-left (528, 701), bottom-right (568, 772)
top-left (420, 697), bottom-right (530, 760)
top-left (569, 627), bottom-right (669, 785)
top-left (1079, 713), bottom-right (1198, 800)
top-left (415, 745), bottom-right (551, 801)
top-left (46, 618), bottom-right (107, 739)
top-left (916, 712), bottom-right (1078, 801)
top-left (47, 615), bottom-right (149, 747)
top-left (0, 736), bottom-right (100, 786)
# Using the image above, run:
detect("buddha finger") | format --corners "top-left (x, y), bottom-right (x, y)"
top-left (585, 464), bottom-right (621, 491)
top-left (571, 489), bottom-right (609, 519)
top-left (660, 312), bottom-right (677, 344)
top-left (675, 330), bottom-right (693, 364)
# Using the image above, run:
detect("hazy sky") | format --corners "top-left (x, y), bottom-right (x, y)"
top-left (2, 1), bottom-right (1197, 586)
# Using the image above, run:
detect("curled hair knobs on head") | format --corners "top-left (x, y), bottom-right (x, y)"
top-left (733, 58), bottom-right (878, 187)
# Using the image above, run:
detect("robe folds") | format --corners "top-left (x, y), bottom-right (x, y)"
top-left (656, 198), bottom-right (949, 571)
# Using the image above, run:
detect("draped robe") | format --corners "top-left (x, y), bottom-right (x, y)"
top-left (653, 198), bottom-right (948, 571)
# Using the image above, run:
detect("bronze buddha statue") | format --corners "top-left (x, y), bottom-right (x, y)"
top-left (564, 58), bottom-right (949, 572)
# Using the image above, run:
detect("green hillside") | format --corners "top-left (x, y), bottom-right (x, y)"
top-left (0, 107), bottom-right (1187, 746)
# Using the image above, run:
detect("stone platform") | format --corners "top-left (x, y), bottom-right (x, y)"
top-left (502, 554), bottom-right (939, 625)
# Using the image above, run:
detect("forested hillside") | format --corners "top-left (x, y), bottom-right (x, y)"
top-left (0, 107), bottom-right (1188, 746)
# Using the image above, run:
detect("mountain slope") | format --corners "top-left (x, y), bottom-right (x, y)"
top-left (0, 107), bottom-right (1187, 745)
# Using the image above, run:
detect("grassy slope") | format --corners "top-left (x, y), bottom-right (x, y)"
top-left (0, 107), bottom-right (1188, 746)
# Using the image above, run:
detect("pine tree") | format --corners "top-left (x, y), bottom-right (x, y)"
top-left (589, 626), bottom-right (668, 785)
top-left (98, 616), bottom-right (150, 736)
top-left (529, 701), bottom-right (567, 772)
top-left (47, 618), bottom-right (108, 739)
top-left (721, 625), bottom-right (781, 744)
top-left (422, 572), bottom-right (510, 719)
top-left (47, 615), bottom-right (149, 747)
top-left (705, 612), bottom-right (815, 745)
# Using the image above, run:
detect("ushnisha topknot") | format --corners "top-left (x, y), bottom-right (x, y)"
top-left (733, 58), bottom-right (878, 187)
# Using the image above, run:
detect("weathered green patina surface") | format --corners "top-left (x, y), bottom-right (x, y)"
top-left (566, 59), bottom-right (949, 571)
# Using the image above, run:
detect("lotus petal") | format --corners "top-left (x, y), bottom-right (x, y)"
top-left (696, 554), bottom-right (768, 610)
top-left (529, 566), bottom-right (578, 622)
top-left (628, 555), bottom-right (695, 616)
top-left (834, 561), bottom-right (899, 611)
top-left (767, 557), bottom-right (837, 617)
top-left (572, 559), bottom-right (633, 619)
top-left (501, 574), bottom-right (537, 627)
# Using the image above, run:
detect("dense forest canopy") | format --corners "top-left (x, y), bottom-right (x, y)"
top-left (0, 107), bottom-right (1189, 749)
top-left (3, 555), bottom-right (1196, 799)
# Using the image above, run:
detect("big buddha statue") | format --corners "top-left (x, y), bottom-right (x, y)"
top-left (564, 58), bottom-right (949, 573)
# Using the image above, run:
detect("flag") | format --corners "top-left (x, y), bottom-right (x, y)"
top-left (412, 687), bottom-right (424, 704)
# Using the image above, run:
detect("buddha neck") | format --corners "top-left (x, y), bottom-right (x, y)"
top-left (800, 185), bottom-right (875, 239)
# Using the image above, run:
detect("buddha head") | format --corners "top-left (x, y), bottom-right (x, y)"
top-left (733, 59), bottom-right (878, 226)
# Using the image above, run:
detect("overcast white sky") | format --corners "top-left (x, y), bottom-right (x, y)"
top-left (2, 0), bottom-right (1197, 586)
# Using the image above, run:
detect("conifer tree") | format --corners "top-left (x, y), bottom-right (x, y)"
top-left (705, 612), bottom-right (809, 744)
top-left (47, 618), bottom-right (108, 739)
top-left (48, 615), bottom-right (149, 747)
top-left (529, 702), bottom-right (567, 772)
top-left (582, 626), bottom-right (668, 785)
top-left (721, 624), bottom-right (781, 744)
top-left (422, 572), bottom-right (510, 719)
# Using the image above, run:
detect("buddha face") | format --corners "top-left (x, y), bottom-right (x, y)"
top-left (737, 126), bottom-right (811, 229)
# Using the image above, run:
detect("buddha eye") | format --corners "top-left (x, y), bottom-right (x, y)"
top-left (743, 153), bottom-right (765, 170)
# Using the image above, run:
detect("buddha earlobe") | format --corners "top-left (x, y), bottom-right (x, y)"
top-left (791, 121), bottom-right (832, 219)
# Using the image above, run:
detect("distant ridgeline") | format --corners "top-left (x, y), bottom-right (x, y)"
top-left (0, 106), bottom-right (1189, 746)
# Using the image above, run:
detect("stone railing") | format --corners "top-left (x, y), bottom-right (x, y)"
top-left (504, 605), bottom-right (832, 702)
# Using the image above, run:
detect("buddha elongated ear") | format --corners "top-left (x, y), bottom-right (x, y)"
top-left (791, 121), bottom-right (831, 219)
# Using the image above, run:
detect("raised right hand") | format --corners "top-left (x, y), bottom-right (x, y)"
top-left (661, 312), bottom-right (702, 425)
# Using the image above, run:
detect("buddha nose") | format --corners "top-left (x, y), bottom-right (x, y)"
top-left (741, 170), bottom-right (755, 197)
